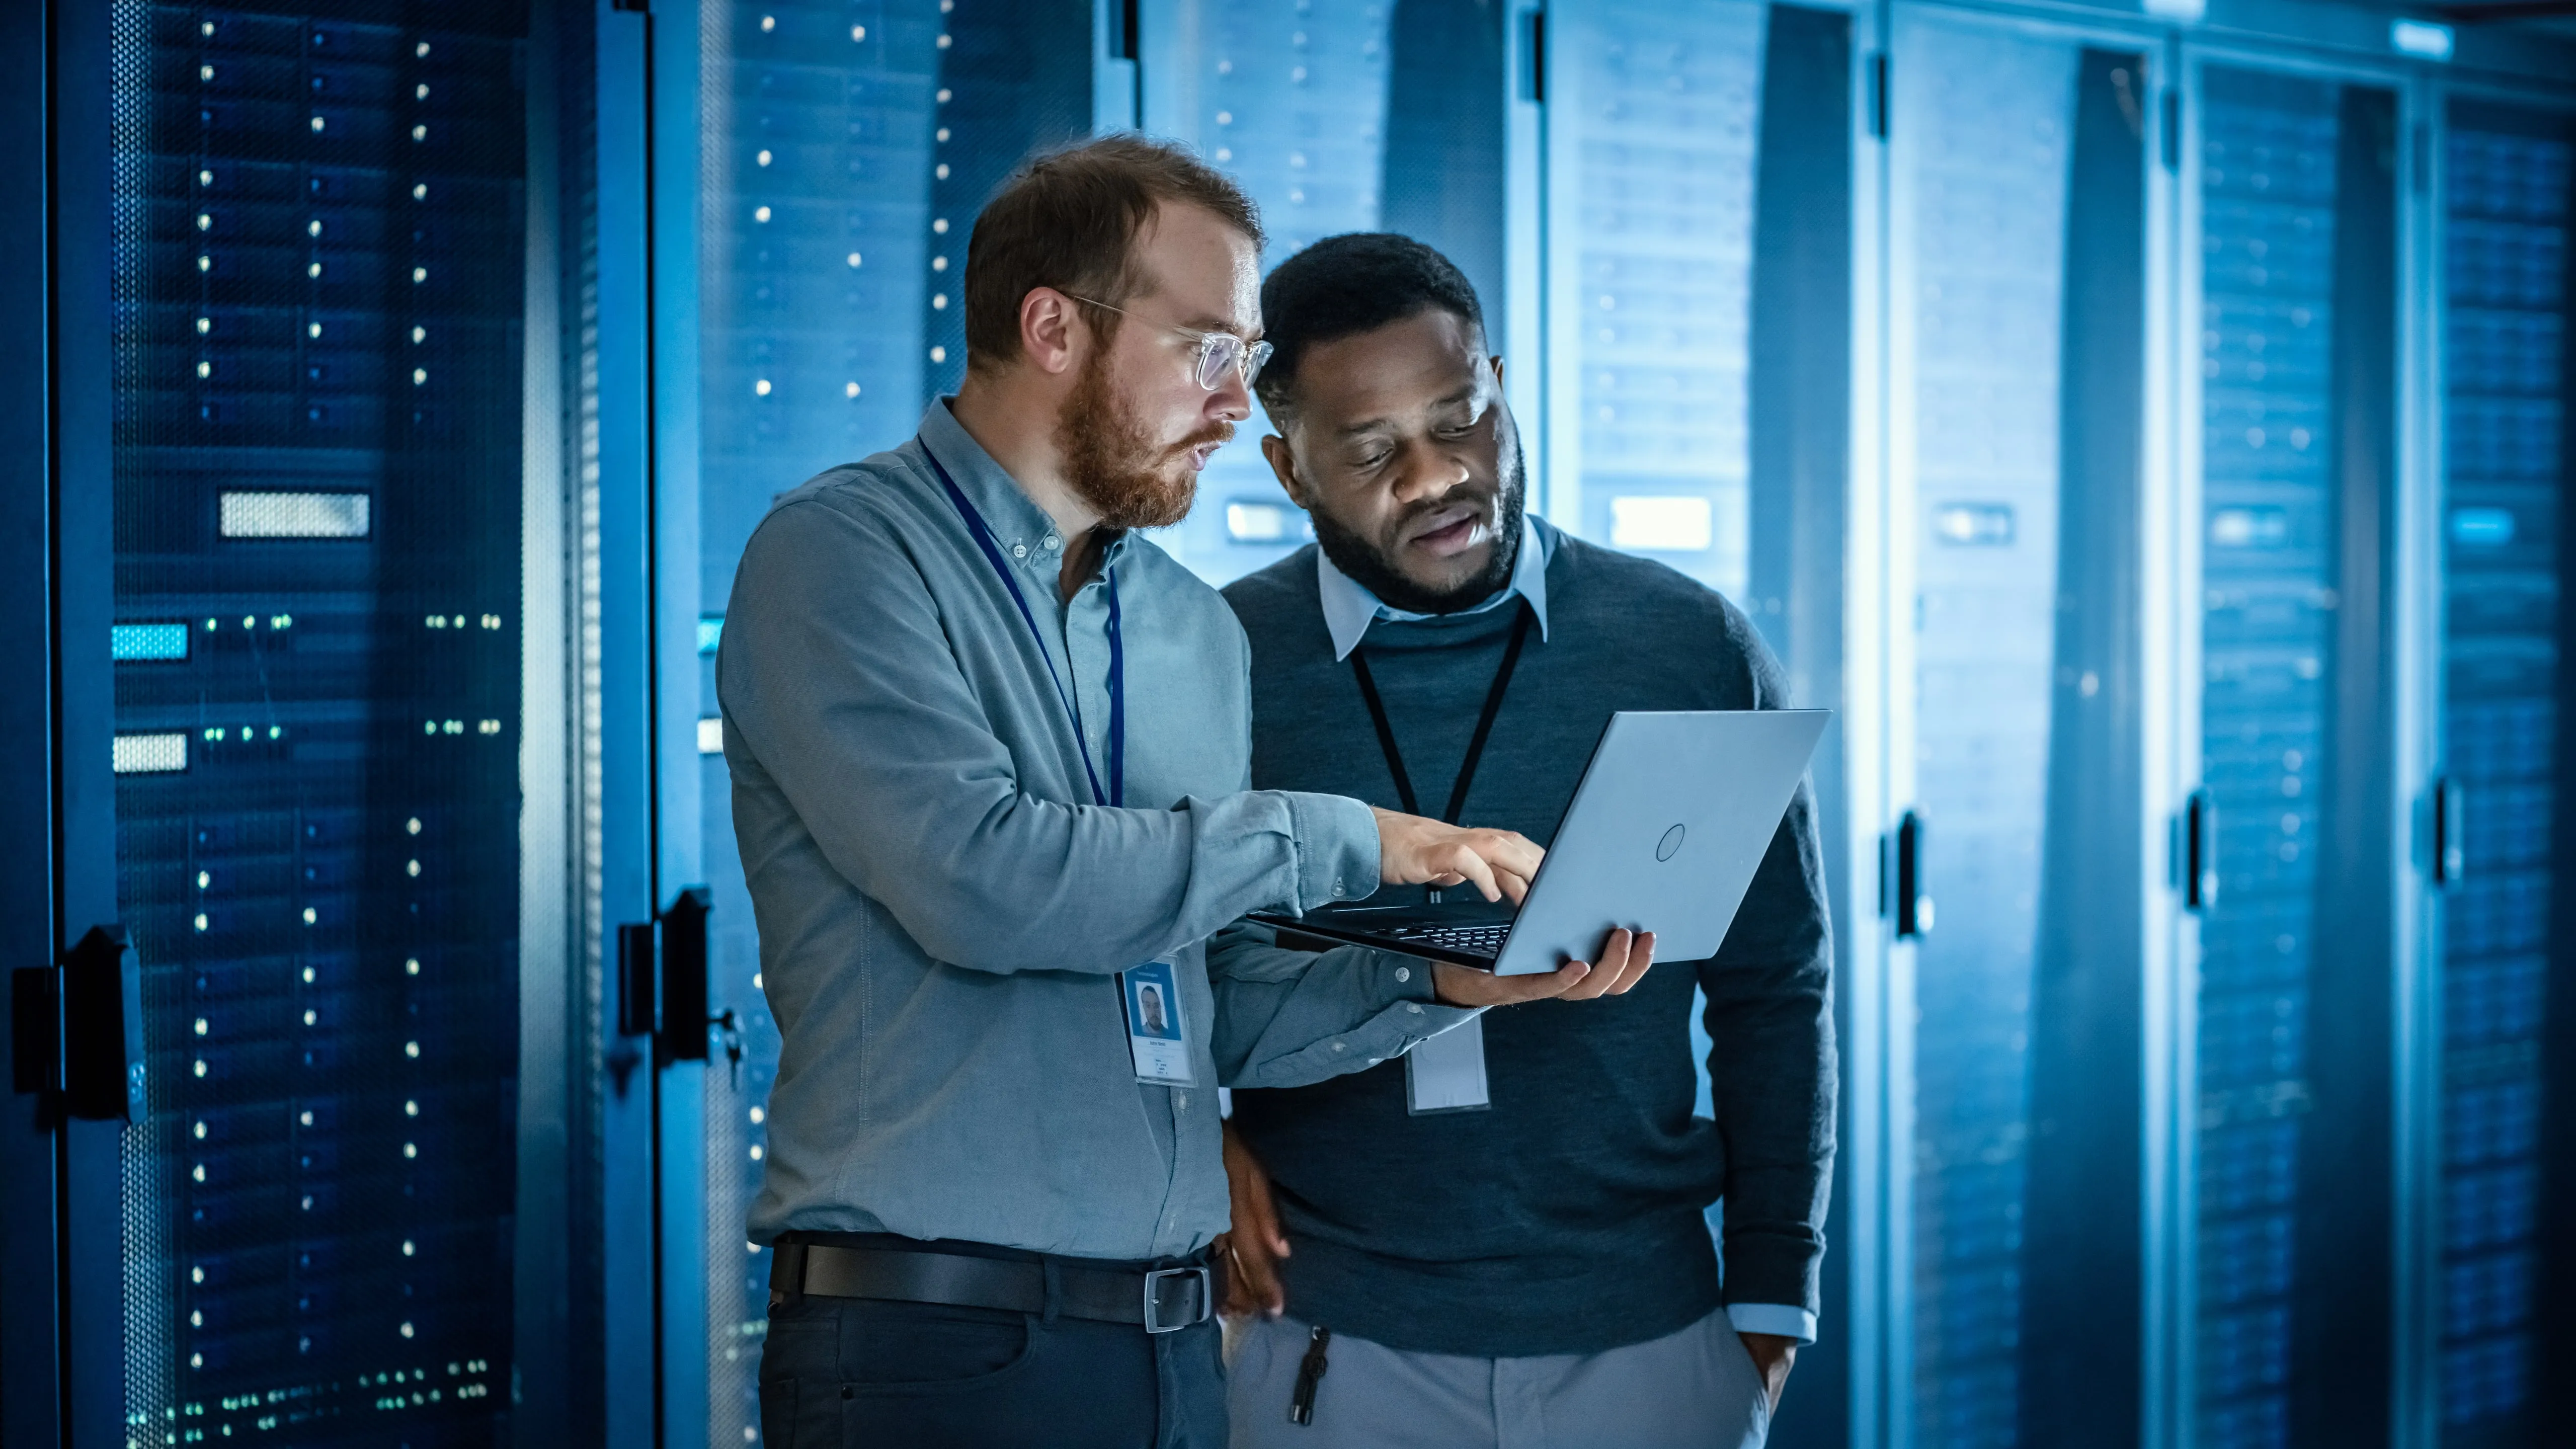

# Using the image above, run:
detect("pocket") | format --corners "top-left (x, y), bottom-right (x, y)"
top-left (838, 1302), bottom-right (1038, 1394)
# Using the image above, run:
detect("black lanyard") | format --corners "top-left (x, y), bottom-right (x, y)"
top-left (926, 450), bottom-right (1124, 808)
top-left (1348, 603), bottom-right (1533, 827)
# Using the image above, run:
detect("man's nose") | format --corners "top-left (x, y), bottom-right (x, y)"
top-left (1391, 445), bottom-right (1470, 503)
top-left (1208, 368), bottom-right (1252, 424)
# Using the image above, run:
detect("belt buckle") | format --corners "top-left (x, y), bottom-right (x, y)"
top-left (1141, 1265), bottom-right (1211, 1334)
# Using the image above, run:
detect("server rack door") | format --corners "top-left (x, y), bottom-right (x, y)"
top-left (1534, 5), bottom-right (1863, 1442)
top-left (2432, 96), bottom-right (2574, 1447)
top-left (98, 3), bottom-right (557, 1443)
top-left (2185, 59), bottom-right (2403, 1449)
top-left (683, 6), bottom-right (1095, 1443)
top-left (1884, 18), bottom-right (2153, 1448)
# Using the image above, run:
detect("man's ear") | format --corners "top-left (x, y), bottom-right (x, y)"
top-left (1489, 355), bottom-right (1507, 390)
top-left (1261, 433), bottom-right (1317, 509)
top-left (1017, 287), bottom-right (1084, 376)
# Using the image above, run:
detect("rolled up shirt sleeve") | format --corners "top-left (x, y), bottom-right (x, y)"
top-left (1206, 920), bottom-right (1480, 1088)
top-left (720, 495), bottom-right (1380, 977)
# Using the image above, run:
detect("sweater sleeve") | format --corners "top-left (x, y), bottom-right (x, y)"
top-left (1700, 614), bottom-right (1838, 1328)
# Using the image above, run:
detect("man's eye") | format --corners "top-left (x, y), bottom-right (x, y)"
top-left (1434, 424), bottom-right (1477, 441)
top-left (1353, 450), bottom-right (1393, 470)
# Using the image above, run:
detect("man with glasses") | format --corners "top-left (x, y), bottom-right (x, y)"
top-left (718, 139), bottom-right (1654, 1448)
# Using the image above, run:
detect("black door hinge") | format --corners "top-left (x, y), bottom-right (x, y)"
top-left (1869, 53), bottom-right (1890, 140)
top-left (1522, 10), bottom-right (1546, 104)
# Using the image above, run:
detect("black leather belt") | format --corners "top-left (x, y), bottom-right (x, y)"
top-left (768, 1242), bottom-right (1218, 1334)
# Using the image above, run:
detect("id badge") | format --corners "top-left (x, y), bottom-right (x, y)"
top-left (1118, 960), bottom-right (1196, 1086)
top-left (1405, 1015), bottom-right (1490, 1114)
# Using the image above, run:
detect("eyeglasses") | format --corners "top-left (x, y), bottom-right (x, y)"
top-left (1067, 295), bottom-right (1273, 391)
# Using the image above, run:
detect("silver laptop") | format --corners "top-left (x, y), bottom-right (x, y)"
top-left (1253, 710), bottom-right (1829, 976)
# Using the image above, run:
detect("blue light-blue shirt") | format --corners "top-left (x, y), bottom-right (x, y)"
top-left (1316, 514), bottom-right (1554, 662)
top-left (718, 402), bottom-right (1476, 1259)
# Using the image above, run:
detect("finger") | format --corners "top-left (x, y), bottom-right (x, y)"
top-left (1602, 932), bottom-right (1657, 995)
top-left (1556, 930), bottom-right (1632, 1001)
top-left (1476, 830), bottom-right (1546, 883)
top-left (1446, 843), bottom-right (1503, 903)
top-left (1493, 863), bottom-right (1533, 906)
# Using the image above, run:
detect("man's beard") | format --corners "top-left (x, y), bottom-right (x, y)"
top-left (1055, 344), bottom-right (1226, 532)
top-left (1311, 423), bottom-right (1526, 616)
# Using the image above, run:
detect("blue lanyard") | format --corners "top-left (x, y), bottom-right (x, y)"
top-left (927, 451), bottom-right (1124, 809)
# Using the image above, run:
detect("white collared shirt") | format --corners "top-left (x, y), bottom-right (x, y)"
top-left (1314, 514), bottom-right (1555, 661)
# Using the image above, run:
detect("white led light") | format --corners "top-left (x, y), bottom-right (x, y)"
top-left (935, 163), bottom-right (950, 180)
top-left (845, 381), bottom-right (861, 398)
top-left (411, 326), bottom-right (426, 344)
top-left (411, 124), bottom-right (427, 142)
top-left (936, 32), bottom-right (952, 47)
top-left (306, 262), bottom-right (322, 278)
top-left (220, 492), bottom-right (369, 539)
top-left (200, 64), bottom-right (213, 81)
top-left (756, 149), bottom-right (772, 167)
top-left (197, 361), bottom-right (212, 378)
top-left (413, 183), bottom-right (427, 200)
top-left (1215, 148), bottom-right (1232, 162)
top-left (196, 317), bottom-right (211, 334)
top-left (1609, 496), bottom-right (1715, 553)
top-left (406, 1041), bottom-right (420, 1058)
top-left (401, 1323), bottom-right (415, 1339)
top-left (846, 251), bottom-right (862, 268)
top-left (303, 1009), bottom-right (316, 1026)
top-left (195, 1017), bottom-right (209, 1036)
top-left (309, 323), bottom-right (323, 338)
top-left (193, 1266), bottom-right (205, 1282)
top-left (301, 966), bottom-right (314, 982)
top-left (851, 24), bottom-right (866, 40)
top-left (754, 378), bottom-right (772, 396)
top-left (406, 1099), bottom-right (419, 1115)
top-left (753, 973), bottom-right (763, 989)
top-left (408, 957), bottom-right (421, 975)
top-left (929, 346), bottom-right (947, 364)
top-left (413, 266), bottom-right (428, 283)
top-left (308, 219), bottom-right (323, 236)
top-left (749, 1145), bottom-right (764, 1160)
top-left (191, 1311), bottom-right (203, 1327)
top-left (198, 870), bottom-right (211, 888)
top-left (760, 14), bottom-right (775, 29)
top-left (931, 293), bottom-right (948, 310)
top-left (194, 1121), bottom-right (207, 1139)
top-left (197, 255), bottom-right (211, 272)
top-left (1216, 111), bottom-right (1233, 126)
top-left (310, 115), bottom-right (325, 132)
top-left (2390, 19), bottom-right (2453, 58)
top-left (300, 1109), bottom-right (313, 1125)
top-left (404, 1143), bottom-right (417, 1158)
top-left (936, 88), bottom-right (952, 103)
top-left (749, 1106), bottom-right (766, 1123)
top-left (413, 368), bottom-right (427, 386)
top-left (192, 1354), bottom-right (203, 1369)
top-left (199, 169), bottom-right (213, 185)
top-left (194, 1060), bottom-right (207, 1078)
top-left (404, 1240), bottom-right (416, 1256)
top-left (1225, 502), bottom-right (1296, 544)
top-left (932, 218), bottom-right (948, 234)
top-left (698, 717), bottom-right (725, 754)
top-left (114, 733), bottom-right (188, 774)
top-left (302, 907), bottom-right (317, 924)
top-left (415, 83), bottom-right (429, 100)
top-left (417, 41), bottom-right (429, 57)
top-left (754, 205), bottom-right (772, 223)
top-left (936, 127), bottom-right (950, 143)
top-left (197, 212), bottom-right (212, 230)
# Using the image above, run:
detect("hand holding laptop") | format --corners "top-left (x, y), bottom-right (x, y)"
top-left (1431, 927), bottom-right (1658, 1006)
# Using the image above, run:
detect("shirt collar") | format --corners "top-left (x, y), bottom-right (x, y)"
top-left (1315, 513), bottom-right (1553, 662)
top-left (917, 398), bottom-right (1128, 581)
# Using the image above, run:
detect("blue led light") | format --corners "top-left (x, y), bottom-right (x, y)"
top-left (698, 616), bottom-right (723, 656)
top-left (2451, 506), bottom-right (2517, 546)
top-left (114, 622), bottom-right (191, 662)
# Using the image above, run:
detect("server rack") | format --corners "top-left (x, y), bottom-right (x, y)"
top-left (2428, 90), bottom-right (2576, 1449)
top-left (1877, 11), bottom-right (2165, 1448)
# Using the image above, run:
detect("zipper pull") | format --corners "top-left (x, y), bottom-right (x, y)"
top-left (1289, 1324), bottom-right (1332, 1425)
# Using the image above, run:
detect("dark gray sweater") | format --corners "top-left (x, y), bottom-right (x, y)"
top-left (1222, 525), bottom-right (1836, 1357)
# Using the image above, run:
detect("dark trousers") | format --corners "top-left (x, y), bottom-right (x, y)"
top-left (758, 1273), bottom-right (1226, 1449)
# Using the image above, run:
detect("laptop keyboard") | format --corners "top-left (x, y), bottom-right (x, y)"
top-left (1379, 922), bottom-right (1510, 959)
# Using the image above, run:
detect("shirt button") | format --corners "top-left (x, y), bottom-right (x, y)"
top-left (1331, 1041), bottom-right (1347, 1052)
top-left (1176, 1093), bottom-right (1189, 1110)
top-left (1012, 543), bottom-right (1027, 558)
top-left (1407, 1004), bottom-right (1424, 1015)
top-left (1044, 534), bottom-right (1060, 549)
top-left (1394, 967), bottom-right (1410, 983)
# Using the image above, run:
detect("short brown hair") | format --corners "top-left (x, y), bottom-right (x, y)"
top-left (963, 135), bottom-right (1263, 374)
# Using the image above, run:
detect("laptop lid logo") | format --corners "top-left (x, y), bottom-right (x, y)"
top-left (1656, 824), bottom-right (1686, 862)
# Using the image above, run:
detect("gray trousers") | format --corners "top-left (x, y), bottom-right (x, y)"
top-left (1224, 1307), bottom-right (1770, 1449)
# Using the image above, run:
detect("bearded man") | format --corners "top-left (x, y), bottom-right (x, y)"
top-left (718, 139), bottom-right (1657, 1449)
